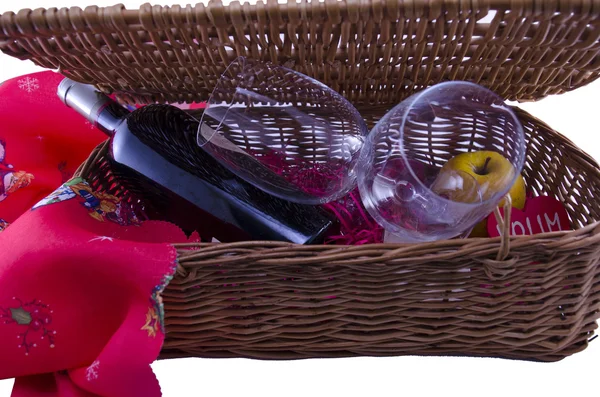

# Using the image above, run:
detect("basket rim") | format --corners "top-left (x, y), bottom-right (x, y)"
top-left (2, 0), bottom-right (599, 24)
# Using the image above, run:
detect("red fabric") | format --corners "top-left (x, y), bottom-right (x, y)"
top-left (0, 72), bottom-right (107, 221)
top-left (0, 72), bottom-right (199, 396)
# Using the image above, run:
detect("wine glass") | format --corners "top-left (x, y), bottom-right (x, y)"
top-left (357, 81), bottom-right (526, 243)
top-left (196, 57), bottom-right (368, 205)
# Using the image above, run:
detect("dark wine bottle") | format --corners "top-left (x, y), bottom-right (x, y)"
top-left (57, 79), bottom-right (333, 244)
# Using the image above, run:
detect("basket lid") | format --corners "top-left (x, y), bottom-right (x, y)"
top-left (1, 0), bottom-right (600, 106)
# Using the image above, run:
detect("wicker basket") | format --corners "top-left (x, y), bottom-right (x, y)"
top-left (4, 0), bottom-right (600, 362)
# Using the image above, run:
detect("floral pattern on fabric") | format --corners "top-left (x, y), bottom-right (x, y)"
top-left (85, 360), bottom-right (100, 382)
top-left (0, 219), bottom-right (9, 232)
top-left (150, 265), bottom-right (177, 333)
top-left (17, 77), bottom-right (40, 93)
top-left (141, 307), bottom-right (160, 338)
top-left (33, 177), bottom-right (141, 226)
top-left (0, 139), bottom-right (34, 203)
top-left (0, 298), bottom-right (56, 356)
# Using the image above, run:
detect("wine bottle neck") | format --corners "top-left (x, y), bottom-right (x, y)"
top-left (57, 78), bottom-right (130, 136)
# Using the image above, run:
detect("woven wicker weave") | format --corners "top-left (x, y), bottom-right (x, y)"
top-left (2, 0), bottom-right (600, 106)
top-left (74, 106), bottom-right (600, 362)
top-left (5, 0), bottom-right (600, 362)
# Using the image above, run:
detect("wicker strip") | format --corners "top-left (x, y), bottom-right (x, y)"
top-left (2, 0), bottom-right (600, 105)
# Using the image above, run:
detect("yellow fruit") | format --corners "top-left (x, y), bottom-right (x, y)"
top-left (437, 151), bottom-right (526, 237)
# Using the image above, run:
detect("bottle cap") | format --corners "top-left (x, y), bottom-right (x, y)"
top-left (57, 78), bottom-right (111, 126)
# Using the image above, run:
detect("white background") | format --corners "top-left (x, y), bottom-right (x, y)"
top-left (1, 1), bottom-right (600, 396)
